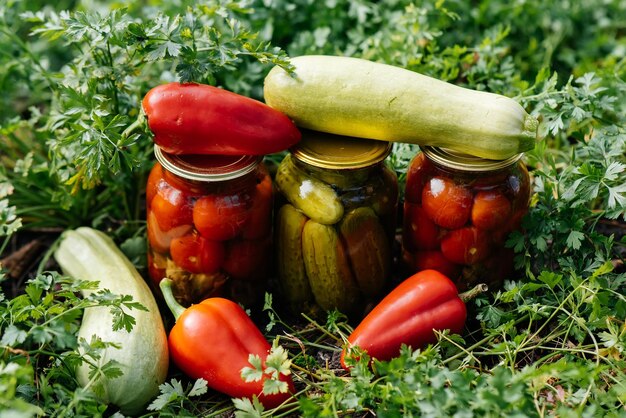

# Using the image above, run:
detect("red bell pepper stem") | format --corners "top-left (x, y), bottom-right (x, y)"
top-left (121, 110), bottom-right (145, 139)
top-left (159, 278), bottom-right (186, 320)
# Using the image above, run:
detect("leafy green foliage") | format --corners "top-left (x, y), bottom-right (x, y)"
top-left (301, 346), bottom-right (541, 417)
top-left (466, 266), bottom-right (626, 415)
top-left (20, 2), bottom-right (291, 191)
top-left (233, 396), bottom-right (265, 418)
top-left (0, 174), bottom-right (22, 255)
top-left (0, 0), bottom-right (291, 237)
top-left (1, 0), bottom-right (625, 416)
top-left (0, 270), bottom-right (147, 415)
top-left (506, 126), bottom-right (625, 278)
top-left (147, 378), bottom-right (209, 414)
top-left (241, 338), bottom-right (293, 396)
top-left (2, 272), bottom-right (147, 348)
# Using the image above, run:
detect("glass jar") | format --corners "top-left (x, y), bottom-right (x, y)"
top-left (274, 130), bottom-right (398, 318)
top-left (402, 146), bottom-right (530, 290)
top-left (146, 146), bottom-right (273, 307)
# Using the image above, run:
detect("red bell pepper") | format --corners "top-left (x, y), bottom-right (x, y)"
top-left (159, 279), bottom-right (294, 408)
top-left (341, 269), bottom-right (469, 369)
top-left (142, 82), bottom-right (301, 155)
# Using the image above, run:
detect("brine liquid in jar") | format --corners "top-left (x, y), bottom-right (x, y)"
top-left (146, 146), bottom-right (273, 307)
top-left (274, 130), bottom-right (398, 318)
top-left (402, 146), bottom-right (531, 290)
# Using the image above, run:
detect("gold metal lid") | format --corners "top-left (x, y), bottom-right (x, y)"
top-left (420, 146), bottom-right (523, 172)
top-left (154, 145), bottom-right (261, 182)
top-left (290, 129), bottom-right (392, 170)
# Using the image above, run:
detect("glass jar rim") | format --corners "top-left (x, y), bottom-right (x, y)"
top-left (154, 145), bottom-right (261, 182)
top-left (420, 146), bottom-right (523, 172)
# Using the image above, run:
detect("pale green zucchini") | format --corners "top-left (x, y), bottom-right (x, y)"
top-left (264, 55), bottom-right (539, 160)
top-left (54, 227), bottom-right (168, 415)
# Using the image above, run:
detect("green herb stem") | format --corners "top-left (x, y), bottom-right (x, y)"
top-left (300, 313), bottom-right (344, 344)
top-left (443, 315), bottom-right (530, 365)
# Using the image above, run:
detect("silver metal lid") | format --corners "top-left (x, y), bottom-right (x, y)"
top-left (154, 145), bottom-right (261, 182)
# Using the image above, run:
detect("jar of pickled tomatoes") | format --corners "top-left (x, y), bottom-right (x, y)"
top-left (402, 146), bottom-right (530, 290)
top-left (146, 146), bottom-right (273, 307)
top-left (274, 130), bottom-right (398, 318)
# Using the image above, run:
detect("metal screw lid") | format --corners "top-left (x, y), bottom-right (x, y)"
top-left (154, 145), bottom-right (261, 182)
top-left (420, 146), bottom-right (523, 172)
top-left (290, 129), bottom-right (392, 170)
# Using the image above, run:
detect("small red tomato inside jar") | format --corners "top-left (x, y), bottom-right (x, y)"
top-left (491, 207), bottom-right (528, 244)
top-left (403, 203), bottom-right (441, 251)
top-left (147, 211), bottom-right (192, 254)
top-left (170, 233), bottom-right (225, 274)
top-left (146, 163), bottom-right (165, 208)
top-left (222, 238), bottom-right (271, 280)
top-left (151, 186), bottom-right (194, 231)
top-left (422, 177), bottom-right (472, 229)
top-left (193, 193), bottom-right (252, 241)
top-left (404, 153), bottom-right (433, 204)
top-left (440, 226), bottom-right (489, 265)
top-left (413, 250), bottom-right (461, 280)
top-left (471, 190), bottom-right (512, 230)
top-left (242, 168), bottom-right (273, 240)
top-left (147, 251), bottom-right (167, 288)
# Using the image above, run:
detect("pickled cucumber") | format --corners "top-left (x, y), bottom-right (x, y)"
top-left (339, 207), bottom-right (390, 297)
top-left (302, 220), bottom-right (360, 313)
top-left (275, 155), bottom-right (344, 225)
top-left (309, 166), bottom-right (370, 190)
top-left (275, 204), bottom-right (313, 306)
top-left (371, 164), bottom-right (399, 217)
top-left (338, 164), bottom-right (397, 215)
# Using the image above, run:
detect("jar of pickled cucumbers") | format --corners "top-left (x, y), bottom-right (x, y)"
top-left (146, 146), bottom-right (273, 307)
top-left (402, 146), bottom-right (531, 290)
top-left (274, 130), bottom-right (398, 318)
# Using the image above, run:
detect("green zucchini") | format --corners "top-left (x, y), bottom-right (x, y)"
top-left (264, 55), bottom-right (539, 160)
top-left (54, 227), bottom-right (168, 415)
